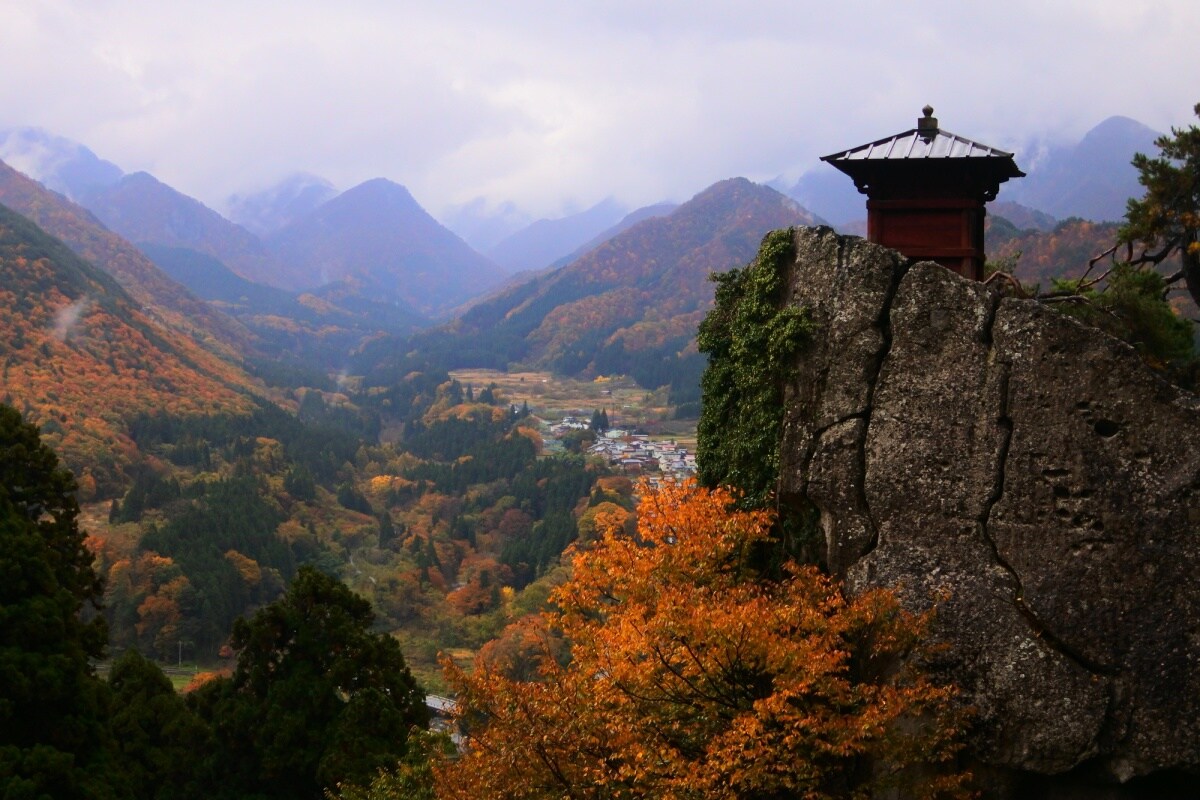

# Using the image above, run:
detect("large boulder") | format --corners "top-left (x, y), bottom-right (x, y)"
top-left (777, 226), bottom-right (1200, 794)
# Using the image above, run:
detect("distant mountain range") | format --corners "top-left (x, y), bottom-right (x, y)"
top-left (0, 113), bottom-right (1177, 389)
top-left (266, 178), bottom-right (505, 317)
top-left (360, 179), bottom-right (821, 402)
top-left (225, 173), bottom-right (338, 238)
top-left (1002, 116), bottom-right (1161, 222)
top-left (485, 197), bottom-right (628, 274)
top-left (440, 197), bottom-right (533, 252)
top-left (0, 127), bottom-right (123, 200)
top-left (80, 171), bottom-right (287, 288)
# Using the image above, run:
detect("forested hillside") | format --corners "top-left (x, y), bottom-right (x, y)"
top-left (0, 160), bottom-right (255, 358)
top-left (0, 203), bottom-right (256, 495)
top-left (87, 371), bottom-right (617, 684)
top-left (358, 178), bottom-right (821, 411)
top-left (80, 171), bottom-right (286, 288)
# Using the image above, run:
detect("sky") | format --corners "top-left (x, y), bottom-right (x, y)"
top-left (1, 0), bottom-right (1198, 221)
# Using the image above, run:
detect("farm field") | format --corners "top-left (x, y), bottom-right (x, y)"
top-left (449, 368), bottom-right (698, 446)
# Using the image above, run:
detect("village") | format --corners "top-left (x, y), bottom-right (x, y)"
top-left (546, 414), bottom-right (697, 480)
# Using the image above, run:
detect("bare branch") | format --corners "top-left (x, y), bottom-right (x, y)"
top-left (1078, 265), bottom-right (1114, 292)
top-left (1083, 243), bottom-right (1120, 285)
top-left (982, 271), bottom-right (1029, 297)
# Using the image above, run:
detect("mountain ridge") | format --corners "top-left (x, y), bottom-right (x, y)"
top-left (266, 177), bottom-right (505, 318)
top-left (0, 159), bottom-right (256, 358)
top-left (0, 203), bottom-right (257, 494)
top-left (80, 171), bottom-right (288, 288)
top-left (361, 178), bottom-right (822, 402)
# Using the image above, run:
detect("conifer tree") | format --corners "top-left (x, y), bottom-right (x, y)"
top-left (0, 403), bottom-right (120, 798)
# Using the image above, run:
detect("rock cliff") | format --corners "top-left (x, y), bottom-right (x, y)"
top-left (776, 227), bottom-right (1200, 795)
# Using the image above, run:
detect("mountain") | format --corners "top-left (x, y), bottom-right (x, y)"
top-left (0, 159), bottom-right (255, 357)
top-left (440, 197), bottom-right (533, 252)
top-left (138, 244), bottom-right (427, 367)
top-left (485, 197), bottom-right (628, 273)
top-left (0, 127), bottom-right (123, 200)
top-left (365, 179), bottom-right (821, 402)
top-left (986, 216), bottom-right (1121, 285)
top-left (1005, 116), bottom-right (1162, 222)
top-left (773, 167), bottom-right (865, 229)
top-left (266, 178), bottom-right (505, 317)
top-left (0, 203), bottom-right (256, 495)
top-left (987, 201), bottom-right (1056, 232)
top-left (79, 171), bottom-right (287, 288)
top-left (226, 173), bottom-right (338, 238)
top-left (548, 202), bottom-right (680, 269)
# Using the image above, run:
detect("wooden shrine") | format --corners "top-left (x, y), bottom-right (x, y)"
top-left (821, 106), bottom-right (1024, 280)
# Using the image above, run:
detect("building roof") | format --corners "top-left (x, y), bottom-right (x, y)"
top-left (822, 106), bottom-right (1021, 166)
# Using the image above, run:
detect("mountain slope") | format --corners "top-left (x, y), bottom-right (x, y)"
top-left (267, 178), bottom-right (505, 317)
top-left (0, 204), bottom-right (256, 494)
top-left (138, 243), bottom-right (427, 366)
top-left (548, 201), bottom-right (680, 269)
top-left (80, 171), bottom-right (287, 288)
top-left (0, 160), bottom-right (255, 357)
top-left (367, 179), bottom-right (820, 399)
top-left (0, 127), bottom-right (124, 200)
top-left (225, 173), bottom-right (338, 238)
top-left (485, 198), bottom-right (627, 273)
top-left (1005, 116), bottom-right (1161, 222)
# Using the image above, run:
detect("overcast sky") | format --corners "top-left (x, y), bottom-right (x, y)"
top-left (1, 1), bottom-right (1197, 219)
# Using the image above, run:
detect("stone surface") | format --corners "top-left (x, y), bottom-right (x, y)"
top-left (777, 227), bottom-right (1200, 790)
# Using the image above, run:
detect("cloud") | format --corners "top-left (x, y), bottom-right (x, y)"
top-left (0, 1), bottom-right (1197, 218)
top-left (51, 297), bottom-right (90, 342)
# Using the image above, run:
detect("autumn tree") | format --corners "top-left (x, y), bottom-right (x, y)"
top-left (1119, 102), bottom-right (1200, 305)
top-left (438, 480), bottom-right (970, 800)
top-left (1038, 102), bottom-right (1200, 382)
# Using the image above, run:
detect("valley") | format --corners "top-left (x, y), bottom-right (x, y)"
top-left (2, 102), bottom-right (1195, 799)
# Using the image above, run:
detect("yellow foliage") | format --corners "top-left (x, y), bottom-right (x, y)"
top-left (224, 549), bottom-right (263, 586)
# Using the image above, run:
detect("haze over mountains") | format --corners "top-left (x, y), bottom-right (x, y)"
top-left (358, 178), bottom-right (822, 409)
top-left (226, 173), bottom-right (339, 238)
top-left (485, 197), bottom-right (628, 274)
top-left (1001, 115), bottom-right (1160, 222)
top-left (81, 170), bottom-right (286, 288)
top-left (267, 178), bottom-right (504, 317)
top-left (0, 112), bottom-right (1168, 394)
top-left (772, 114), bottom-right (1161, 229)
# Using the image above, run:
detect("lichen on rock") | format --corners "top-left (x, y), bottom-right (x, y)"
top-left (772, 226), bottom-right (1200, 794)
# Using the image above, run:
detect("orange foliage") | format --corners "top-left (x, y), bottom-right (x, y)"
top-left (224, 549), bottom-right (263, 586)
top-left (439, 481), bottom-right (971, 800)
top-left (183, 669), bottom-right (231, 694)
top-left (0, 201), bottom-right (259, 493)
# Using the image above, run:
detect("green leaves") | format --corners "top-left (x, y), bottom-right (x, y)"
top-left (0, 403), bottom-right (118, 799)
top-left (190, 566), bottom-right (429, 800)
top-left (697, 228), bottom-right (812, 508)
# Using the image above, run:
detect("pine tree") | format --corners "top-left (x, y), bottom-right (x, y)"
top-left (0, 403), bottom-right (121, 798)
